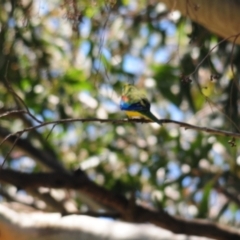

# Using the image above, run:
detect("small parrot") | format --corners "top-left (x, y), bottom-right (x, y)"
top-left (120, 83), bottom-right (163, 125)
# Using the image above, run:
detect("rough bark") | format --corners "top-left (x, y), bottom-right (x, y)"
top-left (0, 204), bottom-right (215, 240)
top-left (160, 0), bottom-right (240, 44)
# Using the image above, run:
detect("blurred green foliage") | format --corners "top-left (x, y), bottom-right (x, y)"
top-left (0, 0), bottom-right (240, 229)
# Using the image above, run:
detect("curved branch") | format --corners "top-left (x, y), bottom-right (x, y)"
top-left (0, 169), bottom-right (239, 240)
top-left (1, 118), bottom-right (239, 144)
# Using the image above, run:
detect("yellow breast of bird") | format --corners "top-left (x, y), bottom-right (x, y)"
top-left (125, 111), bottom-right (150, 120)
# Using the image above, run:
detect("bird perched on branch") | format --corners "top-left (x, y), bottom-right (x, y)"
top-left (120, 83), bottom-right (163, 125)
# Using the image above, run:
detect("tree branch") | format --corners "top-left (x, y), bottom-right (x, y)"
top-left (0, 126), bottom-right (67, 172)
top-left (0, 169), bottom-right (239, 240)
top-left (1, 118), bottom-right (239, 145)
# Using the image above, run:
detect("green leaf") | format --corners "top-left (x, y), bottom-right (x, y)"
top-left (197, 180), bottom-right (214, 218)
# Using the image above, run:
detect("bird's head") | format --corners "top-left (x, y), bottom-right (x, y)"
top-left (122, 83), bottom-right (135, 96)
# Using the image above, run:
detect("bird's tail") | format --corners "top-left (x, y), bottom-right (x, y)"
top-left (142, 111), bottom-right (163, 125)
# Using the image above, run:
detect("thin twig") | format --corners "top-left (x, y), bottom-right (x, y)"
top-left (5, 81), bottom-right (43, 124)
top-left (45, 124), bottom-right (57, 141)
top-left (1, 132), bottom-right (22, 168)
top-left (0, 118), bottom-right (239, 152)
top-left (4, 63), bottom-right (42, 124)
top-left (188, 32), bottom-right (240, 77)
top-left (0, 109), bottom-right (27, 118)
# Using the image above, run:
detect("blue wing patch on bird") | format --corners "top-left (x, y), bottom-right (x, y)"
top-left (120, 100), bottom-right (150, 111)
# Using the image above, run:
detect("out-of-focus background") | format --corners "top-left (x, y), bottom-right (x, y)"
top-left (0, 0), bottom-right (240, 239)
